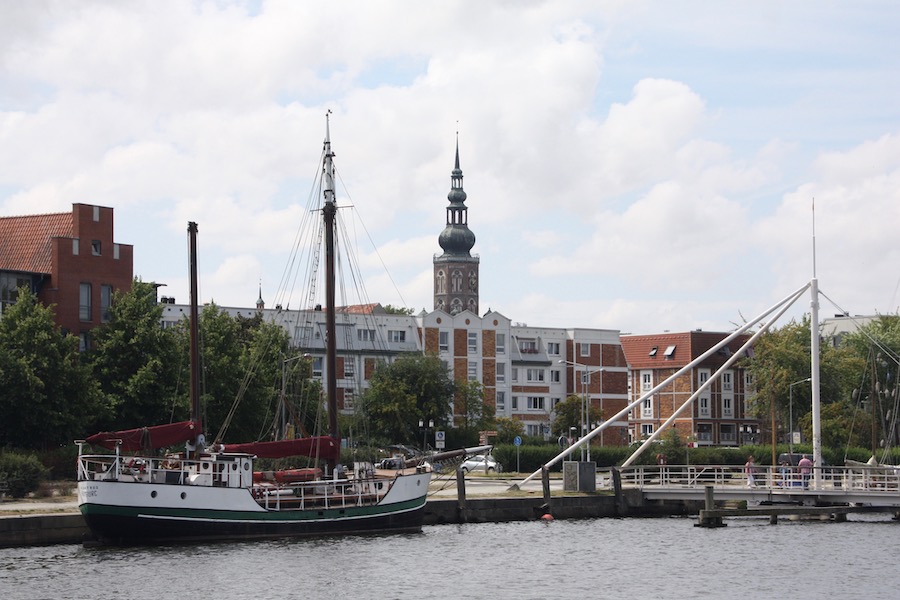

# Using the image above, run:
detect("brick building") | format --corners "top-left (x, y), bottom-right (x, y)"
top-left (621, 330), bottom-right (758, 446)
top-left (0, 203), bottom-right (133, 348)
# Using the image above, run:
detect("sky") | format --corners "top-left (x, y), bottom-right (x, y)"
top-left (2, 1), bottom-right (899, 335)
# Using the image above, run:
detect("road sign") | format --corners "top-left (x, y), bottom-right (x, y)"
top-left (513, 436), bottom-right (522, 447)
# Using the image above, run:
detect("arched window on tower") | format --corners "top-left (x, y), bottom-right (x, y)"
top-left (451, 270), bottom-right (463, 293)
top-left (436, 270), bottom-right (445, 294)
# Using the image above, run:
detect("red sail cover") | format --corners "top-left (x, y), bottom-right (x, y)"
top-left (85, 421), bottom-right (198, 451)
top-left (223, 437), bottom-right (340, 461)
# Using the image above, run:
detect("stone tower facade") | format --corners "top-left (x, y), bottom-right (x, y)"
top-left (434, 141), bottom-right (479, 315)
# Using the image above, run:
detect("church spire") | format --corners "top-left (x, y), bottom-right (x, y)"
top-left (434, 131), bottom-right (479, 316)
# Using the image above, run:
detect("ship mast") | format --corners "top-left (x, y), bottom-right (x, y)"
top-left (322, 113), bottom-right (340, 469)
top-left (188, 221), bottom-right (204, 457)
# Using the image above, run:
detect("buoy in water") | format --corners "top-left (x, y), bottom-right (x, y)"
top-left (540, 513), bottom-right (554, 521)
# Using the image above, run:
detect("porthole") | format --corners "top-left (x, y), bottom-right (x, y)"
top-left (180, 492), bottom-right (187, 500)
top-left (232, 463), bottom-right (237, 471)
top-left (244, 462), bottom-right (250, 471)
top-left (151, 491), bottom-right (157, 498)
top-left (202, 462), bottom-right (209, 469)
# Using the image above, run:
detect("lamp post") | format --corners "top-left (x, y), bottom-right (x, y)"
top-left (558, 359), bottom-right (605, 462)
top-left (789, 377), bottom-right (812, 455)
top-left (419, 419), bottom-right (434, 452)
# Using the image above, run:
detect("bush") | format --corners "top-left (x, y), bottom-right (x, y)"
top-left (0, 451), bottom-right (49, 498)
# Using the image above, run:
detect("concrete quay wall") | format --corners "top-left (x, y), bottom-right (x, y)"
top-left (0, 513), bottom-right (89, 547)
top-left (0, 493), bottom-right (700, 547)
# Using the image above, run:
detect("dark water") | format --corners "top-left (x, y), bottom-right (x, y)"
top-left (2, 515), bottom-right (897, 600)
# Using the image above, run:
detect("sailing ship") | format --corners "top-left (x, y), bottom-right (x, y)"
top-left (76, 117), bottom-right (439, 545)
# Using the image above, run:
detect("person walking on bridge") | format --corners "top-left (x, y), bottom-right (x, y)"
top-left (744, 455), bottom-right (756, 487)
top-left (798, 455), bottom-right (812, 488)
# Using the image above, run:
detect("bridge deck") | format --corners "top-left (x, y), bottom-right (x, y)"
top-left (602, 464), bottom-right (900, 507)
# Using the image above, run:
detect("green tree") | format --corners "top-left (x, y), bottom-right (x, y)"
top-left (359, 353), bottom-right (454, 446)
top-left (494, 416), bottom-right (525, 444)
top-left (455, 379), bottom-right (495, 430)
top-left (746, 316), bottom-right (862, 447)
top-left (382, 304), bottom-right (415, 315)
top-left (89, 279), bottom-right (186, 430)
top-left (839, 314), bottom-right (900, 453)
top-left (550, 394), bottom-right (602, 439)
top-left (196, 306), bottom-right (289, 444)
top-left (0, 288), bottom-right (107, 449)
top-left (799, 400), bottom-right (875, 450)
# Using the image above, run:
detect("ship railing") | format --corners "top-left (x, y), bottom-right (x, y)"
top-left (258, 473), bottom-right (392, 510)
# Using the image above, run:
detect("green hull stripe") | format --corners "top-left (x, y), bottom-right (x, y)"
top-left (81, 496), bottom-right (426, 524)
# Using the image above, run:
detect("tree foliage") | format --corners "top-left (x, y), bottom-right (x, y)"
top-left (359, 353), bottom-right (454, 446)
top-left (745, 316), bottom-right (863, 446)
top-left (0, 288), bottom-right (107, 449)
top-left (89, 279), bottom-right (186, 430)
top-left (550, 394), bottom-right (603, 439)
top-left (454, 379), bottom-right (495, 431)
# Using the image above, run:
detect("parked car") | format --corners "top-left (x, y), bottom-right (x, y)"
top-left (460, 455), bottom-right (502, 474)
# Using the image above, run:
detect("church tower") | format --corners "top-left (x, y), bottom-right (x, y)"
top-left (434, 138), bottom-right (479, 315)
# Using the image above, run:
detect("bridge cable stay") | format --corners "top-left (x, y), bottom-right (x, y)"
top-left (621, 289), bottom-right (801, 468)
top-left (511, 282), bottom-right (812, 489)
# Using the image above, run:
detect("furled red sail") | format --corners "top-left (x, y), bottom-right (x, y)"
top-left (223, 436), bottom-right (340, 461)
top-left (85, 420), bottom-right (198, 451)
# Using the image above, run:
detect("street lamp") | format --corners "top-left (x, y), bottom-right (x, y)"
top-left (558, 359), bottom-right (605, 462)
top-left (419, 419), bottom-right (434, 452)
top-left (789, 377), bottom-right (812, 455)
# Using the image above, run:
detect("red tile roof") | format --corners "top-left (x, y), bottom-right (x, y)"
top-left (0, 211), bottom-right (73, 274)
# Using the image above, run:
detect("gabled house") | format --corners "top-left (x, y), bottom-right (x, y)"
top-left (621, 330), bottom-right (758, 446)
top-left (0, 203), bottom-right (133, 348)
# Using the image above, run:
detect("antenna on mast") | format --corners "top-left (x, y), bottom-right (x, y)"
top-left (812, 197), bottom-right (817, 278)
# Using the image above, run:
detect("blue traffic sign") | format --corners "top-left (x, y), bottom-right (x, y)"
top-left (513, 436), bottom-right (522, 446)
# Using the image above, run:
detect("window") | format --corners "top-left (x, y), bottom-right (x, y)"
top-left (518, 339), bottom-right (537, 353)
top-left (91, 240), bottom-right (101, 256)
top-left (496, 362), bottom-right (506, 384)
top-left (722, 396), bottom-right (733, 417)
top-left (527, 397), bottom-right (545, 410)
top-left (343, 389), bottom-right (355, 411)
top-left (697, 423), bottom-right (713, 442)
top-left (664, 345), bottom-right (676, 359)
top-left (451, 270), bottom-right (463, 292)
top-left (72, 239), bottom-right (79, 255)
top-left (547, 342), bottom-right (560, 355)
top-left (468, 331), bottom-right (478, 354)
top-left (496, 333), bottom-right (506, 354)
top-left (641, 372), bottom-right (652, 391)
top-left (439, 331), bottom-right (449, 352)
top-left (79, 283), bottom-right (92, 321)
top-left (511, 396), bottom-right (519, 410)
top-left (357, 329), bottom-right (375, 342)
top-left (580, 343), bottom-right (590, 357)
top-left (93, 205), bottom-right (100, 221)
top-left (312, 357), bottom-right (323, 377)
top-left (344, 359), bottom-right (355, 378)
top-left (526, 368), bottom-right (544, 382)
top-left (468, 361), bottom-right (478, 381)
top-left (648, 346), bottom-right (658, 357)
top-left (642, 396), bottom-right (653, 418)
top-left (100, 284), bottom-right (113, 322)
top-left (720, 424), bottom-right (737, 443)
top-left (550, 370), bottom-right (560, 383)
top-left (580, 371), bottom-right (590, 385)
top-left (699, 396), bottom-right (710, 417)
top-left (511, 368), bottom-right (518, 383)
top-left (436, 270), bottom-right (445, 294)
top-left (113, 243), bottom-right (120, 260)
top-left (496, 391), bottom-right (506, 411)
top-left (722, 371), bottom-right (733, 391)
top-left (641, 424), bottom-right (654, 437)
top-left (79, 332), bottom-right (90, 352)
top-left (388, 330), bottom-right (406, 343)
top-left (551, 397), bottom-right (561, 409)
top-left (526, 424), bottom-right (542, 437)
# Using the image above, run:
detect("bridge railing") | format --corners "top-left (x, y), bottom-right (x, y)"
top-left (605, 464), bottom-right (900, 493)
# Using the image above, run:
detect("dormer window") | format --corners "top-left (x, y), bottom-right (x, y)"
top-left (664, 345), bottom-right (676, 359)
top-left (649, 346), bottom-right (658, 357)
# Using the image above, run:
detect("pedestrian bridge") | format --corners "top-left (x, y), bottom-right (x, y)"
top-left (599, 464), bottom-right (900, 508)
